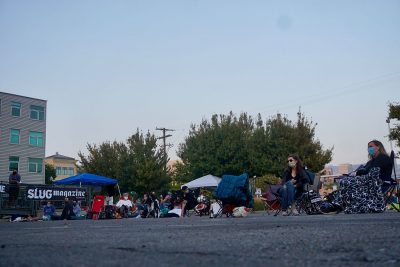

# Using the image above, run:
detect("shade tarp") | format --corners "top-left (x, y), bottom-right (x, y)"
top-left (54, 173), bottom-right (118, 186)
top-left (182, 174), bottom-right (221, 189)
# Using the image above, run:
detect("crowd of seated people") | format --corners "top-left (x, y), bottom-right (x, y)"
top-left (21, 140), bottom-right (395, 224)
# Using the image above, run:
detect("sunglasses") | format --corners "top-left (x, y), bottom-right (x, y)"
top-left (287, 159), bottom-right (294, 163)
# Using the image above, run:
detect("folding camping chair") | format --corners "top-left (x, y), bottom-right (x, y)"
top-left (88, 195), bottom-right (105, 220)
top-left (261, 183), bottom-right (282, 216)
top-left (209, 199), bottom-right (223, 218)
top-left (295, 173), bottom-right (323, 215)
top-left (383, 151), bottom-right (399, 212)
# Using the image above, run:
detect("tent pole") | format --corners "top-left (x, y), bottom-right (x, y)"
top-left (117, 184), bottom-right (121, 198)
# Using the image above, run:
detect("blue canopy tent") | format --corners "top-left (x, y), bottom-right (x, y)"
top-left (54, 173), bottom-right (118, 186)
top-left (54, 173), bottom-right (121, 205)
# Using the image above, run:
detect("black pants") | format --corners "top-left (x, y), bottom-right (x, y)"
top-left (8, 183), bottom-right (20, 205)
top-left (52, 204), bottom-right (74, 220)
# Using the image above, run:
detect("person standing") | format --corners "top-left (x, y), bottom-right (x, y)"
top-left (8, 169), bottom-right (21, 206)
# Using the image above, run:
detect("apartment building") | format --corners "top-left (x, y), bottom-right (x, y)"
top-left (0, 92), bottom-right (46, 184)
top-left (45, 152), bottom-right (77, 181)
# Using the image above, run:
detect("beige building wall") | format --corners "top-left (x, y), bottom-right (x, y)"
top-left (44, 153), bottom-right (78, 181)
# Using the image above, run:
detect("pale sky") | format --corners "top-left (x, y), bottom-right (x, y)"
top-left (1, 0), bottom-right (399, 165)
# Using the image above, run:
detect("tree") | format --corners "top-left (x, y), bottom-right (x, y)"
top-left (78, 130), bottom-right (171, 195)
top-left (45, 163), bottom-right (56, 185)
top-left (176, 112), bottom-right (254, 181)
top-left (175, 111), bottom-right (332, 181)
top-left (388, 102), bottom-right (400, 152)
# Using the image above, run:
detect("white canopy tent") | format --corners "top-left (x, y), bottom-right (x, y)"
top-left (182, 174), bottom-right (221, 189)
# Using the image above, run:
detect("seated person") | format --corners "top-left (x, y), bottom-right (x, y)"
top-left (139, 193), bottom-right (153, 217)
top-left (181, 186), bottom-right (197, 216)
top-left (279, 154), bottom-right (308, 216)
top-left (150, 192), bottom-right (160, 216)
top-left (327, 140), bottom-right (391, 214)
top-left (115, 193), bottom-right (133, 218)
top-left (105, 185), bottom-right (117, 205)
top-left (42, 201), bottom-right (56, 221)
top-left (159, 193), bottom-right (172, 216)
top-left (51, 197), bottom-right (75, 220)
top-left (356, 140), bottom-right (394, 192)
top-left (72, 200), bottom-right (81, 217)
top-left (163, 195), bottom-right (184, 218)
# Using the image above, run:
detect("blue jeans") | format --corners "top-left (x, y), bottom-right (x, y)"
top-left (279, 181), bottom-right (296, 210)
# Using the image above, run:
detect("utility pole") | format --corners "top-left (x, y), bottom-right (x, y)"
top-left (156, 127), bottom-right (174, 168)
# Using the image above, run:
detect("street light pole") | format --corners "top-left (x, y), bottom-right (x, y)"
top-left (386, 118), bottom-right (394, 152)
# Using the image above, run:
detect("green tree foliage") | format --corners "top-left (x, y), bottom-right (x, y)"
top-left (78, 130), bottom-right (171, 195)
top-left (45, 163), bottom-right (56, 185)
top-left (175, 111), bottom-right (332, 182)
top-left (388, 102), bottom-right (400, 151)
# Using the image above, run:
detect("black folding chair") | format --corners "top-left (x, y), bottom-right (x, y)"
top-left (383, 151), bottom-right (399, 212)
top-left (295, 173), bottom-right (323, 215)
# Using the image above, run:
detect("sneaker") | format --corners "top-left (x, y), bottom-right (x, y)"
top-left (282, 211), bottom-right (288, 216)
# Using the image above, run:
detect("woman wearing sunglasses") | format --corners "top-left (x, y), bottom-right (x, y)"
top-left (279, 154), bottom-right (309, 216)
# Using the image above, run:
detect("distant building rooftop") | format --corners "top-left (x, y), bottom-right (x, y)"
top-left (45, 152), bottom-right (76, 161)
top-left (0, 91), bottom-right (47, 102)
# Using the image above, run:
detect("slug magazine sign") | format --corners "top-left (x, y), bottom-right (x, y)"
top-left (26, 186), bottom-right (87, 201)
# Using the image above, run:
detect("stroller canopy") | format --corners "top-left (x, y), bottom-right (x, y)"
top-left (54, 173), bottom-right (118, 186)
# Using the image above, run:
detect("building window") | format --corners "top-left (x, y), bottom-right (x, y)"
top-left (68, 167), bottom-right (74, 176)
top-left (11, 101), bottom-right (21, 117)
top-left (9, 156), bottom-right (19, 171)
top-left (62, 167), bottom-right (68, 175)
top-left (56, 167), bottom-right (62, 175)
top-left (10, 129), bottom-right (20, 144)
top-left (30, 105), bottom-right (45, 120)
top-left (28, 158), bottom-right (43, 173)
top-left (29, 131), bottom-right (44, 147)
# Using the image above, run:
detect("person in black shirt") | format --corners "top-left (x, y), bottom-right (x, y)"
top-left (8, 169), bottom-right (21, 206)
top-left (181, 186), bottom-right (197, 216)
top-left (328, 140), bottom-right (390, 214)
top-left (279, 154), bottom-right (308, 216)
top-left (356, 140), bottom-right (393, 184)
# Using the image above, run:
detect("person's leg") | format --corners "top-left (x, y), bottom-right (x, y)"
top-left (60, 206), bottom-right (68, 220)
top-left (181, 201), bottom-right (187, 217)
top-left (279, 185), bottom-right (289, 212)
top-left (286, 182), bottom-right (296, 207)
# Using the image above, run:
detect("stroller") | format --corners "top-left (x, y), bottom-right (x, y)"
top-left (213, 173), bottom-right (253, 217)
top-left (194, 193), bottom-right (210, 216)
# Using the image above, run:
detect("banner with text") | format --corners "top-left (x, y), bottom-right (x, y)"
top-left (26, 186), bottom-right (87, 201)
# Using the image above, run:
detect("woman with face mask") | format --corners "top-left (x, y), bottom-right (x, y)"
top-left (324, 140), bottom-right (391, 214)
top-left (356, 140), bottom-right (393, 183)
top-left (279, 154), bottom-right (308, 216)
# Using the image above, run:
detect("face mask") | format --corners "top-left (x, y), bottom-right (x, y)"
top-left (288, 161), bottom-right (296, 168)
top-left (47, 204), bottom-right (51, 207)
top-left (124, 197), bottom-right (128, 200)
top-left (368, 147), bottom-right (376, 157)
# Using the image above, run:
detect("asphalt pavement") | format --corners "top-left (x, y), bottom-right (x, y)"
top-left (0, 211), bottom-right (399, 267)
